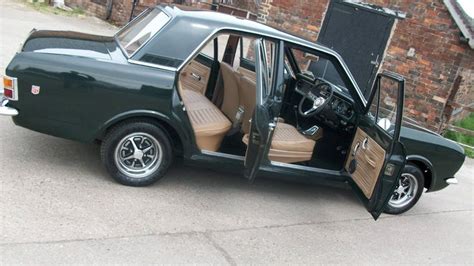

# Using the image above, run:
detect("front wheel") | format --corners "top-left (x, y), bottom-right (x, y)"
top-left (100, 121), bottom-right (173, 187)
top-left (384, 163), bottom-right (424, 215)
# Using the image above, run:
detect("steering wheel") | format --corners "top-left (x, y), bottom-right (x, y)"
top-left (298, 82), bottom-right (334, 117)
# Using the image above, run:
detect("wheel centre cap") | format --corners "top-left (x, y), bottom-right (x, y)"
top-left (396, 185), bottom-right (405, 195)
top-left (134, 150), bottom-right (144, 159)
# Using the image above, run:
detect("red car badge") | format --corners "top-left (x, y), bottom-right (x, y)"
top-left (31, 85), bottom-right (40, 95)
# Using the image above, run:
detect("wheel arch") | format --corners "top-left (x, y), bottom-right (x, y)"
top-left (406, 155), bottom-right (436, 191)
top-left (96, 110), bottom-right (185, 155)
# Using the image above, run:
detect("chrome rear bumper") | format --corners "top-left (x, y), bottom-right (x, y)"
top-left (0, 97), bottom-right (18, 117)
top-left (445, 177), bottom-right (459, 185)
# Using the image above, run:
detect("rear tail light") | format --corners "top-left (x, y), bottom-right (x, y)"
top-left (3, 76), bottom-right (18, 101)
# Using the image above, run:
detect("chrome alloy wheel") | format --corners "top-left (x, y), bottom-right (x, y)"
top-left (388, 173), bottom-right (419, 208)
top-left (114, 132), bottom-right (163, 179)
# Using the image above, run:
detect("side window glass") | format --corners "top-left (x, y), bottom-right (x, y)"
top-left (284, 55), bottom-right (295, 79)
top-left (369, 77), bottom-right (400, 135)
top-left (234, 39), bottom-right (241, 70)
top-left (291, 48), bottom-right (347, 92)
top-left (263, 40), bottom-right (276, 93)
top-left (217, 34), bottom-right (230, 62)
top-left (242, 37), bottom-right (256, 62)
top-left (256, 38), bottom-right (277, 101)
top-left (200, 38), bottom-right (214, 59)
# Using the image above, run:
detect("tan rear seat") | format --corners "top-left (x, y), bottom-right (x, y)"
top-left (182, 90), bottom-right (231, 151)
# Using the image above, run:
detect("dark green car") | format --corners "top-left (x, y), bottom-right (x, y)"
top-left (1, 6), bottom-right (465, 220)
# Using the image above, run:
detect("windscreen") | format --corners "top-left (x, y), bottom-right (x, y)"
top-left (116, 8), bottom-right (170, 56)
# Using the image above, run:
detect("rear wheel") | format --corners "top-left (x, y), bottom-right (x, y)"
top-left (100, 122), bottom-right (173, 186)
top-left (384, 163), bottom-right (424, 214)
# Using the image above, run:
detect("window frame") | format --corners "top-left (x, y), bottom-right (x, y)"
top-left (115, 7), bottom-right (172, 59)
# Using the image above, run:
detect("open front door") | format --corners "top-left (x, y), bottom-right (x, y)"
top-left (346, 72), bottom-right (406, 220)
top-left (244, 38), bottom-right (283, 182)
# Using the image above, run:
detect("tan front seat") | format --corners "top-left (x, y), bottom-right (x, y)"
top-left (182, 90), bottom-right (231, 151)
top-left (239, 76), bottom-right (316, 164)
top-left (220, 62), bottom-right (241, 122)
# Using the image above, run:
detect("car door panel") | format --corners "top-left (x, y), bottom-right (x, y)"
top-left (179, 55), bottom-right (211, 94)
top-left (345, 127), bottom-right (386, 199)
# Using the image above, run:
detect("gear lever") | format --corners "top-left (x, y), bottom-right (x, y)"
top-left (301, 125), bottom-right (319, 136)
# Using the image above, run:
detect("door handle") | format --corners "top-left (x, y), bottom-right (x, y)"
top-left (362, 137), bottom-right (369, 150)
top-left (191, 73), bottom-right (201, 81)
top-left (365, 155), bottom-right (377, 169)
top-left (352, 142), bottom-right (360, 156)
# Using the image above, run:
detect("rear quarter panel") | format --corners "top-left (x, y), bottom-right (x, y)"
top-left (6, 51), bottom-right (181, 142)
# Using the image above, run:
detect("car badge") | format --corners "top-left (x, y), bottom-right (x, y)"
top-left (31, 85), bottom-right (40, 95)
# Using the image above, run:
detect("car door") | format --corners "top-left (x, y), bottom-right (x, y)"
top-left (244, 38), bottom-right (284, 182)
top-left (345, 72), bottom-right (406, 220)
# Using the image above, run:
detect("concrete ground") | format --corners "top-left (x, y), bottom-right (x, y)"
top-left (1, 0), bottom-right (473, 264)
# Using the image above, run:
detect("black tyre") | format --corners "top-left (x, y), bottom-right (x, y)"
top-left (100, 121), bottom-right (173, 187)
top-left (384, 163), bottom-right (424, 215)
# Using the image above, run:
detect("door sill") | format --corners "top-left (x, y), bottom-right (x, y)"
top-left (201, 150), bottom-right (245, 161)
top-left (270, 161), bottom-right (342, 176)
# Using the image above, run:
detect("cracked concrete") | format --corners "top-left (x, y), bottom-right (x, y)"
top-left (1, 0), bottom-right (473, 264)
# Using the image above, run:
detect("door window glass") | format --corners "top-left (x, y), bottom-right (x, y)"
top-left (256, 39), bottom-right (277, 103)
top-left (263, 40), bottom-right (276, 94)
top-left (291, 48), bottom-right (346, 91)
top-left (234, 36), bottom-right (258, 71)
top-left (242, 37), bottom-right (257, 62)
top-left (369, 77), bottom-right (400, 135)
top-left (200, 38), bottom-right (214, 59)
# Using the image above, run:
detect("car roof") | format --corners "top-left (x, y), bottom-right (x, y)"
top-left (160, 5), bottom-right (323, 51)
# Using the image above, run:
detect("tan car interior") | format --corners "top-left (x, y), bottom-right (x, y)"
top-left (345, 128), bottom-right (386, 198)
top-left (179, 50), bottom-right (316, 164)
top-left (179, 60), bottom-right (211, 95)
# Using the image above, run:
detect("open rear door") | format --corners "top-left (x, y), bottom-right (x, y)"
top-left (346, 72), bottom-right (406, 220)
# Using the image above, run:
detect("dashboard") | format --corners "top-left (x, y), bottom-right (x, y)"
top-left (331, 96), bottom-right (354, 120)
top-left (294, 74), bottom-right (355, 130)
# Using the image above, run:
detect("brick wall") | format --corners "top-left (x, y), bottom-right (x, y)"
top-left (257, 0), bottom-right (473, 131)
top-left (65, 0), bottom-right (472, 131)
top-left (65, 0), bottom-right (109, 19)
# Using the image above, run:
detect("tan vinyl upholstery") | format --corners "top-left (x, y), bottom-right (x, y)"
top-left (237, 67), bottom-right (256, 83)
top-left (220, 62), bottom-right (241, 122)
top-left (238, 74), bottom-right (316, 164)
top-left (179, 60), bottom-right (211, 95)
top-left (181, 89), bottom-right (231, 151)
top-left (243, 123), bottom-right (316, 164)
top-left (345, 128), bottom-right (386, 199)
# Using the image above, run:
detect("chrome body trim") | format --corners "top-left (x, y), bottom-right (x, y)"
top-left (201, 150), bottom-right (245, 161)
top-left (270, 161), bottom-right (342, 176)
top-left (128, 59), bottom-right (177, 72)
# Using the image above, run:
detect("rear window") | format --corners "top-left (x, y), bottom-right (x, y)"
top-left (116, 8), bottom-right (170, 56)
